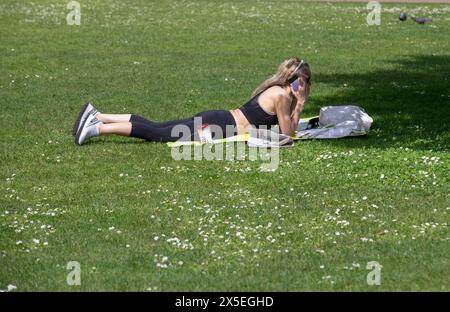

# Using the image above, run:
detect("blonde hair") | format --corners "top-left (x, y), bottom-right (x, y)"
top-left (251, 57), bottom-right (311, 97)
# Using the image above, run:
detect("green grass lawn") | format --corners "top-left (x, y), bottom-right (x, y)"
top-left (1, 0), bottom-right (449, 291)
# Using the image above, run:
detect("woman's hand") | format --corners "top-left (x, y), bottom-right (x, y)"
top-left (291, 78), bottom-right (310, 108)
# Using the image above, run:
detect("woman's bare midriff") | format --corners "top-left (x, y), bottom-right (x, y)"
top-left (229, 109), bottom-right (250, 135)
top-left (229, 86), bottom-right (293, 135)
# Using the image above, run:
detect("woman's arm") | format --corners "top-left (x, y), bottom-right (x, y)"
top-left (289, 101), bottom-right (304, 135)
top-left (275, 83), bottom-right (310, 137)
top-left (275, 95), bottom-right (296, 137)
top-left (290, 82), bottom-right (310, 134)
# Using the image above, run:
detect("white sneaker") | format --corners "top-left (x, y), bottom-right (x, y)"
top-left (75, 114), bottom-right (102, 145)
top-left (73, 102), bottom-right (99, 136)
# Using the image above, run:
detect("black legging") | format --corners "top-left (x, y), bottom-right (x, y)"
top-left (129, 109), bottom-right (237, 142)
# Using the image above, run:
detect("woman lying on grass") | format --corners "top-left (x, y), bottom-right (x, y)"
top-left (73, 57), bottom-right (311, 145)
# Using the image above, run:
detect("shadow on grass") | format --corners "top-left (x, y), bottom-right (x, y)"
top-left (311, 54), bottom-right (450, 152)
top-left (86, 137), bottom-right (152, 145)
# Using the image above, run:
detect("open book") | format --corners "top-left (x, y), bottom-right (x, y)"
top-left (247, 127), bottom-right (294, 148)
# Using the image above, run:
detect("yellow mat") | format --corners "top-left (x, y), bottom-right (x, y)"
top-left (166, 133), bottom-right (307, 147)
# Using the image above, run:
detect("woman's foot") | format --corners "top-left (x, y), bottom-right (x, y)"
top-left (75, 114), bottom-right (103, 145)
top-left (73, 102), bottom-right (100, 136)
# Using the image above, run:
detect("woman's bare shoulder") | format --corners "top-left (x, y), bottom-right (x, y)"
top-left (264, 85), bottom-right (289, 102)
top-left (267, 86), bottom-right (290, 104)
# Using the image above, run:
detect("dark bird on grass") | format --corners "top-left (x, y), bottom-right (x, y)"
top-left (399, 12), bottom-right (407, 21)
top-left (411, 16), bottom-right (432, 24)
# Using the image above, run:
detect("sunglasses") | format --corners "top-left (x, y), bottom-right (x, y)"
top-left (288, 60), bottom-right (311, 84)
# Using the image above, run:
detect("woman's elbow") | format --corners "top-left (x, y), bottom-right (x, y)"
top-left (280, 127), bottom-right (294, 137)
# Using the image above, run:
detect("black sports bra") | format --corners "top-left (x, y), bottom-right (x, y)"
top-left (238, 87), bottom-right (279, 128)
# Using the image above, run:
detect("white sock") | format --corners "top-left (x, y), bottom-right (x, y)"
top-left (87, 119), bottom-right (102, 137)
top-left (92, 124), bottom-right (100, 137)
